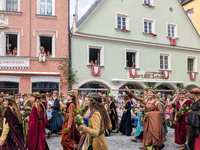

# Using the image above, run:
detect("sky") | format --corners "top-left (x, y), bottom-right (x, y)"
top-left (70, 0), bottom-right (94, 26)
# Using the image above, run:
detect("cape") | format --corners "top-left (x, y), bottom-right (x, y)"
top-left (2, 108), bottom-right (25, 150)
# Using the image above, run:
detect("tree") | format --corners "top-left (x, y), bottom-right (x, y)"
top-left (58, 56), bottom-right (77, 88)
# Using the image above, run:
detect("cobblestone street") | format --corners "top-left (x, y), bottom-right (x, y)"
top-left (47, 127), bottom-right (180, 150)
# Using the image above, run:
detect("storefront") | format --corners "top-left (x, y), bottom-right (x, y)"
top-left (0, 82), bottom-right (19, 95)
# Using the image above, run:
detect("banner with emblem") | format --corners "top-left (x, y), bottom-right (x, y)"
top-left (163, 70), bottom-right (169, 79)
top-left (129, 69), bottom-right (137, 78)
top-left (92, 66), bottom-right (100, 76)
top-left (190, 72), bottom-right (196, 80)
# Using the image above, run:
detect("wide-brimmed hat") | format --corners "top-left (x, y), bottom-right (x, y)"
top-left (109, 93), bottom-right (114, 98)
top-left (189, 88), bottom-right (200, 94)
top-left (3, 97), bottom-right (15, 102)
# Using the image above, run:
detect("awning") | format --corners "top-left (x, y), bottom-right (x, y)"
top-left (112, 78), bottom-right (184, 84)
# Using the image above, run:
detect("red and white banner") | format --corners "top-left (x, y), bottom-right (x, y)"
top-left (190, 72), bottom-right (196, 80)
top-left (92, 66), bottom-right (100, 76)
top-left (163, 70), bottom-right (169, 79)
top-left (129, 69), bottom-right (137, 78)
top-left (170, 37), bottom-right (176, 46)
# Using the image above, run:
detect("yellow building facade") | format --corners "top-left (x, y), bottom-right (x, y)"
top-left (182, 0), bottom-right (200, 34)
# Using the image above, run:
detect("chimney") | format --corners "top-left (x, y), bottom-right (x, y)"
top-left (72, 14), bottom-right (77, 33)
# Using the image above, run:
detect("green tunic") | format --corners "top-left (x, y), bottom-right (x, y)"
top-left (22, 100), bottom-right (32, 142)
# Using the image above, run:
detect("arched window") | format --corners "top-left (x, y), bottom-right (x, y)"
top-left (119, 83), bottom-right (143, 93)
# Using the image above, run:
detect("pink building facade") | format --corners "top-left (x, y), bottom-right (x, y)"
top-left (0, 0), bottom-right (69, 95)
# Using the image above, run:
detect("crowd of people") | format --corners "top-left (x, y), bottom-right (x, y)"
top-left (0, 86), bottom-right (199, 150)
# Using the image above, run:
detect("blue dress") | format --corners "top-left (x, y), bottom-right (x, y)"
top-left (49, 98), bottom-right (63, 132)
top-left (160, 101), bottom-right (168, 136)
top-left (134, 111), bottom-right (143, 138)
top-left (119, 101), bottom-right (132, 136)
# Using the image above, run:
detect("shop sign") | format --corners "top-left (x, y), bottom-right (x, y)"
top-left (0, 57), bottom-right (30, 67)
top-left (135, 71), bottom-right (166, 80)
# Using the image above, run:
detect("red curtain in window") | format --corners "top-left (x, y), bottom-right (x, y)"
top-left (92, 66), bottom-right (100, 76)
top-left (129, 69), bottom-right (137, 78)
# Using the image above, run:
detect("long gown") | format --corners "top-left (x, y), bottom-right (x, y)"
top-left (26, 105), bottom-right (49, 150)
top-left (143, 100), bottom-right (164, 150)
top-left (187, 99), bottom-right (200, 150)
top-left (0, 107), bottom-right (25, 150)
top-left (61, 102), bottom-right (76, 150)
top-left (119, 101), bottom-right (132, 136)
top-left (134, 111), bottom-right (144, 140)
top-left (109, 101), bottom-right (118, 131)
top-left (174, 100), bottom-right (192, 144)
top-left (22, 99), bottom-right (32, 142)
top-left (49, 98), bottom-right (63, 132)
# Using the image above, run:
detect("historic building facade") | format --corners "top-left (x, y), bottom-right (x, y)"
top-left (0, 0), bottom-right (69, 94)
top-left (71, 0), bottom-right (200, 96)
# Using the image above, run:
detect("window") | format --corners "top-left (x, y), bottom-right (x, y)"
top-left (144, 0), bottom-right (151, 5)
top-left (39, 0), bottom-right (55, 15)
top-left (159, 54), bottom-right (171, 70)
top-left (117, 16), bottom-right (126, 30)
top-left (188, 58), bottom-right (194, 72)
top-left (40, 36), bottom-right (52, 56)
top-left (87, 45), bottom-right (104, 66)
top-left (32, 82), bottom-right (59, 94)
top-left (125, 49), bottom-right (139, 68)
top-left (115, 13), bottom-right (129, 31)
top-left (0, 82), bottom-right (19, 95)
top-left (144, 21), bottom-right (152, 33)
top-left (6, 0), bottom-right (18, 11)
top-left (126, 52), bottom-right (136, 67)
top-left (167, 23), bottom-right (177, 38)
top-left (5, 34), bottom-right (18, 55)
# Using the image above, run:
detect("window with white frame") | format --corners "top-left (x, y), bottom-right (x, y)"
top-left (144, 0), bottom-right (151, 5)
top-left (168, 25), bottom-right (176, 38)
top-left (143, 19), bottom-right (155, 34)
top-left (160, 54), bottom-right (170, 70)
top-left (125, 49), bottom-right (139, 68)
top-left (87, 45), bottom-right (104, 66)
top-left (5, 34), bottom-right (18, 55)
top-left (116, 13), bottom-right (129, 30)
top-left (6, 0), bottom-right (18, 11)
top-left (187, 56), bottom-right (197, 72)
top-left (39, 0), bottom-right (54, 15)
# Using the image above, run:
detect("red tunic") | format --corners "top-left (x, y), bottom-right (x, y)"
top-left (26, 105), bottom-right (49, 150)
top-left (175, 100), bottom-right (192, 144)
top-left (61, 103), bottom-right (76, 150)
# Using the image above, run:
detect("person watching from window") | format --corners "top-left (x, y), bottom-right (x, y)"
top-left (132, 62), bottom-right (135, 68)
top-left (6, 50), bottom-right (12, 55)
top-left (39, 46), bottom-right (46, 62)
top-left (46, 51), bottom-right (52, 57)
top-left (94, 59), bottom-right (98, 66)
top-left (89, 60), bottom-right (94, 66)
top-left (13, 47), bottom-right (17, 55)
top-left (126, 60), bottom-right (129, 67)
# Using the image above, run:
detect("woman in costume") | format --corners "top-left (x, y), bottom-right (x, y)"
top-left (119, 94), bottom-right (132, 136)
top-left (61, 91), bottom-right (78, 150)
top-left (0, 96), bottom-right (25, 150)
top-left (22, 93), bottom-right (32, 143)
top-left (172, 90), bottom-right (192, 150)
top-left (0, 94), bottom-right (5, 136)
top-left (26, 92), bottom-right (49, 150)
top-left (108, 94), bottom-right (118, 131)
top-left (76, 93), bottom-right (109, 150)
top-left (126, 86), bottom-right (164, 150)
top-left (77, 95), bottom-right (91, 150)
top-left (187, 88), bottom-right (200, 150)
top-left (103, 96), bottom-right (112, 136)
top-left (49, 90), bottom-right (63, 133)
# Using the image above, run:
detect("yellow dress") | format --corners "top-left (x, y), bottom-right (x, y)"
top-left (82, 111), bottom-right (108, 150)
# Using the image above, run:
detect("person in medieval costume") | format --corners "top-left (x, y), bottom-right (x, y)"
top-left (26, 92), bottom-right (49, 150)
top-left (22, 92), bottom-right (32, 143)
top-left (49, 90), bottom-right (63, 133)
top-left (61, 91), bottom-right (79, 150)
top-left (0, 94), bottom-right (5, 136)
top-left (119, 93), bottom-right (132, 136)
top-left (172, 90), bottom-right (192, 150)
top-left (187, 88), bottom-right (200, 150)
top-left (108, 93), bottom-right (118, 132)
top-left (0, 96), bottom-right (25, 150)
